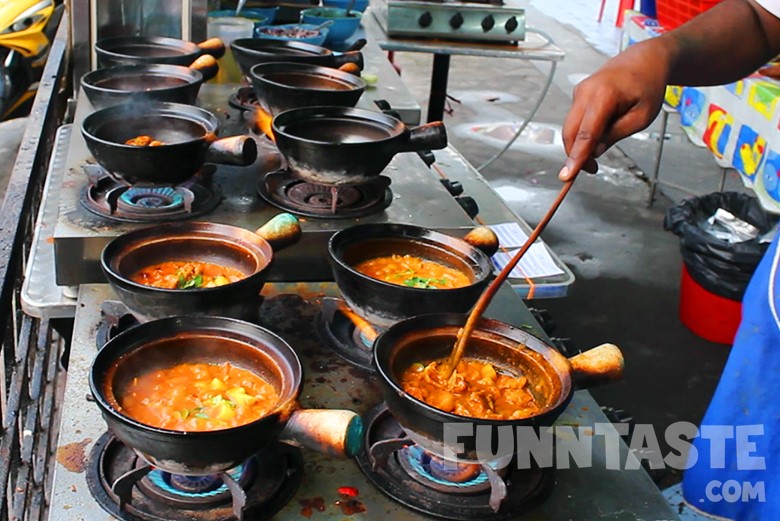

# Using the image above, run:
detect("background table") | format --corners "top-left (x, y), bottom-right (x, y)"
top-left (362, 12), bottom-right (565, 122)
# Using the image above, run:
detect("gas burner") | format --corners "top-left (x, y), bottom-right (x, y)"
top-left (228, 86), bottom-right (260, 112)
top-left (398, 445), bottom-right (501, 494)
top-left (257, 169), bottom-right (392, 219)
top-left (81, 164), bottom-right (221, 223)
top-left (315, 297), bottom-right (382, 371)
top-left (86, 433), bottom-right (303, 521)
top-left (354, 405), bottom-right (555, 521)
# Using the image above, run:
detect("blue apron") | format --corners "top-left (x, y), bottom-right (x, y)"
top-left (682, 234), bottom-right (780, 520)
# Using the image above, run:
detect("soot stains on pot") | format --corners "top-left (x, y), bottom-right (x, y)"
top-left (56, 438), bottom-right (93, 473)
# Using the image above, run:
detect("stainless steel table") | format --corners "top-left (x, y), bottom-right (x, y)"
top-left (362, 11), bottom-right (566, 122)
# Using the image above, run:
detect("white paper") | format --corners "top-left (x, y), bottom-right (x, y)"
top-left (489, 223), bottom-right (565, 279)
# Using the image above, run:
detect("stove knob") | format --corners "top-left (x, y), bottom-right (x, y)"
top-left (505, 16), bottom-right (519, 33)
top-left (440, 178), bottom-right (464, 196)
top-left (449, 12), bottom-right (464, 29)
top-left (455, 195), bottom-right (479, 219)
top-left (418, 11), bottom-right (433, 28)
top-left (481, 15), bottom-right (495, 32)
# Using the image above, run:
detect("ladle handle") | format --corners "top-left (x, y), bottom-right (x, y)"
top-left (279, 409), bottom-right (364, 458)
top-left (463, 226), bottom-right (499, 257)
top-left (255, 213), bottom-right (302, 251)
top-left (197, 37), bottom-right (227, 59)
top-left (189, 54), bottom-right (220, 81)
top-left (568, 343), bottom-right (624, 387)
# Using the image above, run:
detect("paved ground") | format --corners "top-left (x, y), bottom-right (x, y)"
top-left (390, 0), bottom-right (738, 485)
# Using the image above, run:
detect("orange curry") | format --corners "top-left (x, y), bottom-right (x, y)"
top-left (117, 362), bottom-right (279, 431)
top-left (132, 261), bottom-right (245, 289)
top-left (354, 254), bottom-right (470, 289)
top-left (401, 359), bottom-right (543, 420)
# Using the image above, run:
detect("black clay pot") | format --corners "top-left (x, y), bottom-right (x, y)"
top-left (231, 38), bottom-right (364, 76)
top-left (95, 36), bottom-right (226, 68)
top-left (249, 62), bottom-right (365, 116)
top-left (328, 223), bottom-right (496, 328)
top-left (101, 215), bottom-right (301, 321)
top-left (90, 316), bottom-right (362, 475)
top-left (81, 57), bottom-right (219, 109)
top-left (373, 313), bottom-right (625, 461)
top-left (81, 102), bottom-right (257, 185)
top-left (273, 107), bottom-right (447, 185)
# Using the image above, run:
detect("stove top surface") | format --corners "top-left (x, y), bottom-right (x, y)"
top-left (48, 283), bottom-right (679, 521)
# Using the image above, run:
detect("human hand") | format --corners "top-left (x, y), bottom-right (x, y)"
top-left (559, 42), bottom-right (670, 181)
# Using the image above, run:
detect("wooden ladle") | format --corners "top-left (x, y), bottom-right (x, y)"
top-left (444, 179), bottom-right (576, 377)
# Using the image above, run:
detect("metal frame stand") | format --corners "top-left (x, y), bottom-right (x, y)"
top-left (647, 110), bottom-right (731, 207)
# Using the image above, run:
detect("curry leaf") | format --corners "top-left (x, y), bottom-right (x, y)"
top-left (195, 413), bottom-right (209, 419)
top-left (403, 277), bottom-right (447, 288)
top-left (179, 274), bottom-right (204, 289)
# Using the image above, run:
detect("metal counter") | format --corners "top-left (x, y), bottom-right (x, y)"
top-left (48, 283), bottom-right (680, 521)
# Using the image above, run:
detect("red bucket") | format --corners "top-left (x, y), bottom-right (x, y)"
top-left (679, 263), bottom-right (742, 345)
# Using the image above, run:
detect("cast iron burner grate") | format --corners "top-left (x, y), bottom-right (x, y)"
top-left (81, 164), bottom-right (221, 223)
top-left (86, 433), bottom-right (303, 521)
top-left (354, 405), bottom-right (555, 521)
top-left (257, 169), bottom-right (392, 219)
top-left (229, 87), bottom-right (259, 113)
top-left (315, 297), bottom-right (382, 371)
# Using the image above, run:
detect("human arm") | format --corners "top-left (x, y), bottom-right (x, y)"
top-left (559, 0), bottom-right (780, 181)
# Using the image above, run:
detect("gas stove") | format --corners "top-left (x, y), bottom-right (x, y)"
top-left (48, 283), bottom-right (677, 521)
top-left (49, 83), bottom-right (571, 295)
top-left (372, 0), bottom-right (526, 43)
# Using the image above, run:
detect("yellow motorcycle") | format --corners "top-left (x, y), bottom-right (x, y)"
top-left (0, 0), bottom-right (62, 120)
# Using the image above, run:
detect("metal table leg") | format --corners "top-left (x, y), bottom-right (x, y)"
top-left (648, 110), bottom-right (669, 208)
top-left (427, 53), bottom-right (451, 123)
top-left (719, 167), bottom-right (729, 192)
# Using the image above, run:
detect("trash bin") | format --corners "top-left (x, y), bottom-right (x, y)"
top-left (664, 192), bottom-right (778, 344)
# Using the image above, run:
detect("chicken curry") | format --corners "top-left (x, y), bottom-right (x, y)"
top-left (354, 254), bottom-right (470, 289)
top-left (116, 362), bottom-right (279, 431)
top-left (401, 359), bottom-right (543, 420)
top-left (131, 261), bottom-right (245, 289)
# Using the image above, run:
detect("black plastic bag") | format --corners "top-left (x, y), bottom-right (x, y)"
top-left (664, 192), bottom-right (779, 301)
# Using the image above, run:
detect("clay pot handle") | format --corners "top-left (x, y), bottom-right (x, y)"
top-left (337, 62), bottom-right (362, 76)
top-left (255, 213), bottom-right (302, 251)
top-left (205, 135), bottom-right (258, 166)
top-left (197, 37), bottom-right (226, 59)
top-left (398, 121), bottom-right (448, 153)
top-left (463, 226), bottom-right (499, 257)
top-left (331, 51), bottom-right (364, 71)
top-left (568, 343), bottom-right (624, 386)
top-left (279, 409), bottom-right (364, 458)
top-left (189, 54), bottom-right (220, 81)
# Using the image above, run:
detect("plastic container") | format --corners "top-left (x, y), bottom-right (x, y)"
top-left (323, 0), bottom-right (370, 13)
top-left (301, 8), bottom-right (361, 44)
top-left (207, 16), bottom-right (255, 84)
top-left (679, 264), bottom-right (742, 344)
top-left (656, 0), bottom-right (721, 30)
top-left (208, 8), bottom-right (275, 28)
